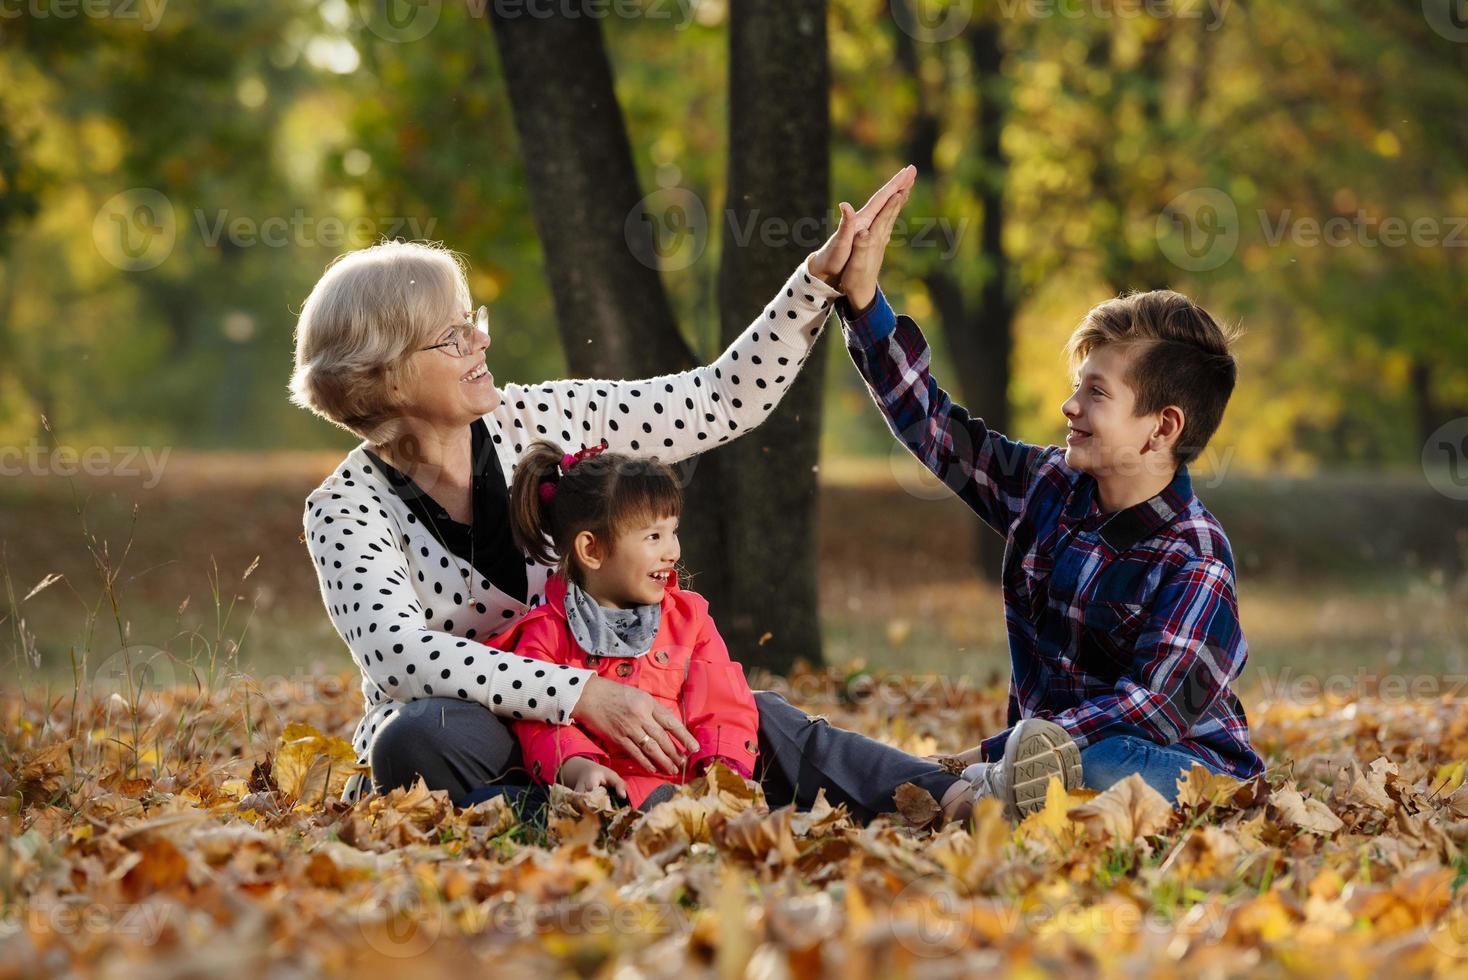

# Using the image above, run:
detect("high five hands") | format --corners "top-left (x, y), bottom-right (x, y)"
top-left (807, 163), bottom-right (915, 310)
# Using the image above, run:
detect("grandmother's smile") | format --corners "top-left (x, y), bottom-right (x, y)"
top-left (461, 362), bottom-right (493, 385)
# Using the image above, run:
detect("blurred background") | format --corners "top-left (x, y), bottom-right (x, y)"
top-left (2, 0), bottom-right (1465, 700)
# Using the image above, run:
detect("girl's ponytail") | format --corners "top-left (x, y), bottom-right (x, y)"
top-left (509, 440), bottom-right (564, 566)
top-left (508, 438), bottom-right (682, 583)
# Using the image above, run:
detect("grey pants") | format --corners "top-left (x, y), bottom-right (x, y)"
top-left (370, 690), bottom-right (960, 823)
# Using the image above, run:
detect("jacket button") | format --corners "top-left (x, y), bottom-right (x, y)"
top-left (587, 655), bottom-right (601, 667)
top-left (654, 650), bottom-right (669, 665)
top-left (615, 662), bottom-right (633, 678)
top-left (744, 740), bottom-right (757, 753)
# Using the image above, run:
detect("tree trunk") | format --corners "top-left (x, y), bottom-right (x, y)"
top-left (716, 0), bottom-right (830, 673)
top-left (486, 8), bottom-right (730, 608)
top-left (890, 3), bottom-right (1015, 581)
top-left (486, 10), bottom-right (693, 378)
top-left (489, 5), bottom-right (830, 672)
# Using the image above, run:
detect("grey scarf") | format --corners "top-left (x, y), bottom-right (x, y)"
top-left (564, 580), bottom-right (662, 659)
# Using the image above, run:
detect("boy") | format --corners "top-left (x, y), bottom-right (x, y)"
top-left (829, 191), bottom-right (1265, 818)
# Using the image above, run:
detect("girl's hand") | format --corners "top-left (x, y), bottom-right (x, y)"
top-left (570, 674), bottom-right (699, 775)
top-left (836, 182), bottom-right (911, 312)
top-left (806, 164), bottom-right (917, 286)
top-left (558, 756), bottom-right (629, 799)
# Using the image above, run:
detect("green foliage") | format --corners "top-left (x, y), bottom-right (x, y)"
top-left (2, 0), bottom-right (1463, 465)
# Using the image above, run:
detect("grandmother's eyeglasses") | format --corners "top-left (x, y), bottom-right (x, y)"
top-left (419, 306), bottom-right (489, 357)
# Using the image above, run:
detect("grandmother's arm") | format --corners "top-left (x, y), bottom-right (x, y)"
top-left (496, 167), bottom-right (918, 463)
top-left (303, 482), bottom-right (592, 724)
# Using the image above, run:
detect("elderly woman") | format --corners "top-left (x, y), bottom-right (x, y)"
top-left (289, 168), bottom-right (980, 822)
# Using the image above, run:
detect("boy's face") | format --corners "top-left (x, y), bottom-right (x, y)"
top-left (581, 514), bottom-right (681, 609)
top-left (1060, 344), bottom-right (1164, 477)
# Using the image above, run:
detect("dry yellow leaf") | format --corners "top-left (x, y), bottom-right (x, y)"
top-left (1067, 773), bottom-right (1174, 843)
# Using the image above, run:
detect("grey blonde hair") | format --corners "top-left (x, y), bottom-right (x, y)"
top-left (288, 240), bottom-right (471, 442)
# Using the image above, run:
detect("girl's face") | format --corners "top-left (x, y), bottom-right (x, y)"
top-left (577, 513), bottom-right (681, 609)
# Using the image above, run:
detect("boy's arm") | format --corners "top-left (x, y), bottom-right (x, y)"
top-left (838, 286), bottom-right (1063, 538)
top-left (979, 557), bottom-right (1246, 758)
top-left (680, 603), bottom-right (759, 779)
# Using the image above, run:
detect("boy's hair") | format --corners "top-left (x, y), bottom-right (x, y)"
top-left (509, 440), bottom-right (683, 582)
top-left (1065, 289), bottom-right (1241, 467)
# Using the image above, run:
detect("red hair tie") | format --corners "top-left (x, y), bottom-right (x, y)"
top-left (537, 442), bottom-right (607, 505)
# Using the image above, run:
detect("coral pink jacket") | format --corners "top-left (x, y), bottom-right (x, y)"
top-left (489, 571), bottom-right (759, 807)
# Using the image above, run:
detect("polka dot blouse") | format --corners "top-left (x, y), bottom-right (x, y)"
top-left (303, 260), bottom-right (842, 802)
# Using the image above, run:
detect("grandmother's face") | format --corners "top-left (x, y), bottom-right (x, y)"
top-left (393, 297), bottom-right (500, 426)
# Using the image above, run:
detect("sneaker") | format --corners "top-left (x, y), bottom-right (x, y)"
top-left (975, 719), bottom-right (1083, 822)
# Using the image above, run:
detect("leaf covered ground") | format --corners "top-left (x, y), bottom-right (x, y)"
top-left (4, 663), bottom-right (1468, 978)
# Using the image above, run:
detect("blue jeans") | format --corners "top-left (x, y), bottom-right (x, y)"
top-left (1079, 736), bottom-right (1225, 804)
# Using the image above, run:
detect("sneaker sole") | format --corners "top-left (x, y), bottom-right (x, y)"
top-left (1001, 718), bottom-right (1083, 821)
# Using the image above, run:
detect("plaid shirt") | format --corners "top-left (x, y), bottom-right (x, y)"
top-left (839, 288), bottom-right (1264, 780)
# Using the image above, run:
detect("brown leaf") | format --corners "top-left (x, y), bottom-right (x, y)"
top-left (1067, 773), bottom-right (1174, 842)
top-left (1174, 764), bottom-right (1260, 815)
top-left (18, 739), bottom-right (75, 799)
top-left (892, 782), bottom-right (942, 829)
top-left (270, 722), bottom-right (364, 807)
top-left (1269, 783), bottom-right (1344, 836)
top-left (120, 836), bottom-right (190, 900)
top-left (711, 805), bottom-right (800, 865)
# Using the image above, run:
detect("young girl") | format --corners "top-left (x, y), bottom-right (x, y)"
top-left (487, 439), bottom-right (758, 810)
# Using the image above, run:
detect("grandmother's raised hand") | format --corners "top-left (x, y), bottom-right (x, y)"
top-left (807, 164), bottom-right (917, 287)
top-left (836, 182), bottom-right (910, 311)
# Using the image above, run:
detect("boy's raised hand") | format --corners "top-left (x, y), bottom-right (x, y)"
top-left (836, 181), bottom-right (910, 311)
top-left (807, 164), bottom-right (917, 286)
